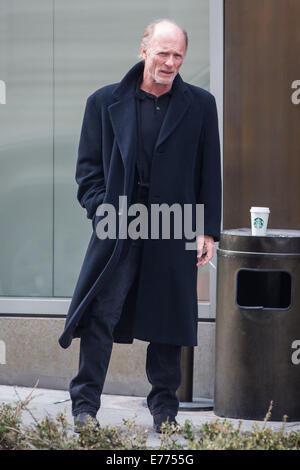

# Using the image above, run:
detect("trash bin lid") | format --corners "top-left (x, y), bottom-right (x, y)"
top-left (219, 228), bottom-right (300, 254)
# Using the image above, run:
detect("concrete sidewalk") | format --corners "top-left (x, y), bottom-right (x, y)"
top-left (1, 385), bottom-right (300, 448)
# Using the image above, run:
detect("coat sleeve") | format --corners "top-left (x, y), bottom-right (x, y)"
top-left (197, 94), bottom-right (222, 242)
top-left (75, 94), bottom-right (106, 220)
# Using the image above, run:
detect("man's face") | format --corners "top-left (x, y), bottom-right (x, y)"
top-left (141, 27), bottom-right (186, 87)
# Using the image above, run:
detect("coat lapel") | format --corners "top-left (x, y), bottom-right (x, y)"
top-left (155, 76), bottom-right (191, 150)
top-left (107, 61), bottom-right (144, 173)
top-left (108, 97), bottom-right (138, 172)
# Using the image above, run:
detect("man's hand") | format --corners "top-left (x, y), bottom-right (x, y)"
top-left (196, 235), bottom-right (215, 267)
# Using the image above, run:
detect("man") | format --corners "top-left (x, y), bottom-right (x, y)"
top-left (59, 19), bottom-right (221, 433)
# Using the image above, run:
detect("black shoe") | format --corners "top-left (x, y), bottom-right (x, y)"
top-left (153, 413), bottom-right (178, 434)
top-left (73, 412), bottom-right (100, 434)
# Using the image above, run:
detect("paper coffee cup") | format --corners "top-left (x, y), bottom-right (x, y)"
top-left (250, 207), bottom-right (270, 236)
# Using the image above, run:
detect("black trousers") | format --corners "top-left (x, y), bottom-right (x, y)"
top-left (69, 238), bottom-right (182, 418)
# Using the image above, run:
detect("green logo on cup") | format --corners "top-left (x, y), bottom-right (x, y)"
top-left (254, 217), bottom-right (264, 229)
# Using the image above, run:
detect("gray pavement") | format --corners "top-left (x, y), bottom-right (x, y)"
top-left (1, 385), bottom-right (300, 448)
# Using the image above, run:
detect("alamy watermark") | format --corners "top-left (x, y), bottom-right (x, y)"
top-left (94, 196), bottom-right (204, 250)
top-left (291, 340), bottom-right (300, 365)
top-left (291, 80), bottom-right (300, 105)
top-left (0, 80), bottom-right (6, 104)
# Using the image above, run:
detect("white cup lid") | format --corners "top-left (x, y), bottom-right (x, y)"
top-left (250, 207), bottom-right (270, 213)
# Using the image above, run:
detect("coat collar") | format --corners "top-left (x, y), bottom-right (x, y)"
top-left (108, 61), bottom-right (191, 170)
top-left (112, 61), bottom-right (145, 100)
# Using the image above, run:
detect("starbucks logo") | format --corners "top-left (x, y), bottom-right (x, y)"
top-left (254, 217), bottom-right (264, 229)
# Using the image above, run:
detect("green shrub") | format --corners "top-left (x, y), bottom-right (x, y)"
top-left (1, 391), bottom-right (300, 450)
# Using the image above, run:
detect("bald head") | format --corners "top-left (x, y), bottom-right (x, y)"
top-left (141, 19), bottom-right (188, 55)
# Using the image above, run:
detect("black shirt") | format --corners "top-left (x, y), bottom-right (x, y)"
top-left (135, 75), bottom-right (172, 186)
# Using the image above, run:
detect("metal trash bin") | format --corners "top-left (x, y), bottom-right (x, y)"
top-left (214, 228), bottom-right (300, 421)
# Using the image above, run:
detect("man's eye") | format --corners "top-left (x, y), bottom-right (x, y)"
top-left (159, 52), bottom-right (168, 56)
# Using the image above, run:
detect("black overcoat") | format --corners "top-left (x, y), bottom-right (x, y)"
top-left (59, 61), bottom-right (221, 349)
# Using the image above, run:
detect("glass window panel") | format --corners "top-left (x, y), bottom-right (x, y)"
top-left (0, 0), bottom-right (53, 296)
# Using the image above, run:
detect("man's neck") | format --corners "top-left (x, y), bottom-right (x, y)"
top-left (140, 75), bottom-right (172, 97)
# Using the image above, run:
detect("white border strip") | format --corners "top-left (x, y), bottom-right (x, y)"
top-left (197, 0), bottom-right (224, 319)
top-left (0, 298), bottom-right (70, 315)
top-left (210, 0), bottom-right (224, 193)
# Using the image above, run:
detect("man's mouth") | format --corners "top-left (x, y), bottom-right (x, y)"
top-left (160, 70), bottom-right (174, 75)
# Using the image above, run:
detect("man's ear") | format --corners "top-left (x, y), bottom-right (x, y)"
top-left (140, 45), bottom-right (147, 60)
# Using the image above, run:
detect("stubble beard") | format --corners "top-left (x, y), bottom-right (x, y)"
top-left (152, 70), bottom-right (176, 86)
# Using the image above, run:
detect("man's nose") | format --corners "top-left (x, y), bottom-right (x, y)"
top-left (165, 56), bottom-right (174, 67)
